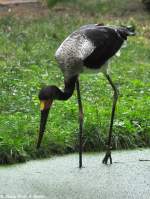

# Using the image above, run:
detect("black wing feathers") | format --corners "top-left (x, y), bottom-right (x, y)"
top-left (83, 26), bottom-right (126, 69)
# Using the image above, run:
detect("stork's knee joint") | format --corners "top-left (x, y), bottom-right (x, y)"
top-left (79, 111), bottom-right (84, 122)
top-left (114, 88), bottom-right (119, 99)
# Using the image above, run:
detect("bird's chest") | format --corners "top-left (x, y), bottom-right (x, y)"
top-left (55, 33), bottom-right (94, 67)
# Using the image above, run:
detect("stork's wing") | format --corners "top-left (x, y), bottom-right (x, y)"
top-left (81, 25), bottom-right (125, 69)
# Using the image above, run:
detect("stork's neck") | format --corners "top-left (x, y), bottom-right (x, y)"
top-left (56, 75), bottom-right (77, 100)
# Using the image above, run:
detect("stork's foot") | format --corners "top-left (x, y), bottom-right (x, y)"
top-left (102, 150), bottom-right (112, 164)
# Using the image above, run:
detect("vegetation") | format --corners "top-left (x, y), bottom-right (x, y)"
top-left (143, 0), bottom-right (150, 9)
top-left (0, 0), bottom-right (150, 164)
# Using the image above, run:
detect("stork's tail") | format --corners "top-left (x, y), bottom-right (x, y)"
top-left (124, 25), bottom-right (136, 36)
top-left (117, 25), bottom-right (135, 40)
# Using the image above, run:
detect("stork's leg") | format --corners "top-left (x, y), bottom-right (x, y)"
top-left (102, 74), bottom-right (119, 164)
top-left (76, 79), bottom-right (84, 168)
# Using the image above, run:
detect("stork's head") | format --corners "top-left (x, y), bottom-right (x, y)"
top-left (37, 85), bottom-right (58, 149)
top-left (36, 76), bottom-right (77, 149)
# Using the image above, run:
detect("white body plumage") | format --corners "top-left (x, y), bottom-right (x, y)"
top-left (55, 31), bottom-right (96, 80)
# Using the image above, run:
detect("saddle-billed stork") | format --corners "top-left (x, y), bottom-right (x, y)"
top-left (36, 23), bottom-right (135, 168)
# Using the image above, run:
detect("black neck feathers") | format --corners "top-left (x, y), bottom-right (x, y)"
top-left (39, 76), bottom-right (78, 101)
top-left (55, 75), bottom-right (78, 101)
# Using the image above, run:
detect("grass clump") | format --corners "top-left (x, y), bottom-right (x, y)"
top-left (46, 0), bottom-right (74, 7)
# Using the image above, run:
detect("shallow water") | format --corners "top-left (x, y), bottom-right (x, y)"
top-left (0, 149), bottom-right (150, 199)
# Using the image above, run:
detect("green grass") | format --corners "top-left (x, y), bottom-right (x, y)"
top-left (0, 0), bottom-right (150, 164)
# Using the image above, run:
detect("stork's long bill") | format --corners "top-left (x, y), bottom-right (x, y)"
top-left (37, 100), bottom-right (53, 149)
